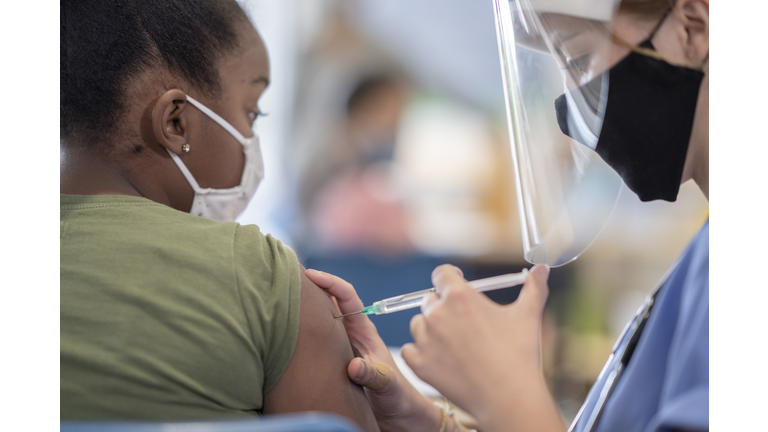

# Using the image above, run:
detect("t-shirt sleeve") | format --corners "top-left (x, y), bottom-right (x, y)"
top-left (232, 224), bottom-right (302, 395)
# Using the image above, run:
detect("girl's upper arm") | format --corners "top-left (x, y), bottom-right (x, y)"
top-left (263, 265), bottom-right (379, 432)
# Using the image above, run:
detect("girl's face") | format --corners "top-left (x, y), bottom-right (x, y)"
top-left (176, 22), bottom-right (270, 190)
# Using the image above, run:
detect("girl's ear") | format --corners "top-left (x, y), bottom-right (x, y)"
top-left (152, 89), bottom-right (189, 154)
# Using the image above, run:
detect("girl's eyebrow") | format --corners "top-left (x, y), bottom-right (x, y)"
top-left (251, 77), bottom-right (270, 87)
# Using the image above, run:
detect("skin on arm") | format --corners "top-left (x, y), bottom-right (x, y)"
top-left (263, 265), bottom-right (380, 432)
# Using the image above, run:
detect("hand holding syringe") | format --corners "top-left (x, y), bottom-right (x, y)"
top-left (335, 269), bottom-right (529, 318)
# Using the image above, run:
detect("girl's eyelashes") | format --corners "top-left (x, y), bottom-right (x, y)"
top-left (248, 111), bottom-right (268, 125)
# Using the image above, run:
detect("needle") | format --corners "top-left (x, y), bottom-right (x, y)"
top-left (335, 311), bottom-right (363, 319)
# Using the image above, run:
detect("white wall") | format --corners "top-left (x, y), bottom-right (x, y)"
top-left (236, 0), bottom-right (300, 248)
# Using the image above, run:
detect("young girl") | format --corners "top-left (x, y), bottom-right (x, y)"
top-left (60, 1), bottom-right (378, 429)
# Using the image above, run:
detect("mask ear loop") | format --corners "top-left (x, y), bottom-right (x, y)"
top-left (185, 95), bottom-right (252, 146)
top-left (611, 6), bottom-right (670, 61)
top-left (608, 7), bottom-right (705, 70)
top-left (647, 7), bottom-right (673, 41)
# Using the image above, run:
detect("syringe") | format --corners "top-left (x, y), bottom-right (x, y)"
top-left (335, 269), bottom-right (529, 318)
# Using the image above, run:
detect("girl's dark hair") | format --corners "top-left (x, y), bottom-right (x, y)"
top-left (60, 0), bottom-right (248, 143)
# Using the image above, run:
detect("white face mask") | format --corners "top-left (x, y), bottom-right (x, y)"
top-left (166, 95), bottom-right (264, 222)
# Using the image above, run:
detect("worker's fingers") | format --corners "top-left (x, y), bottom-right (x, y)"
top-left (400, 343), bottom-right (420, 371)
top-left (305, 269), bottom-right (365, 314)
top-left (401, 342), bottom-right (429, 379)
top-left (430, 264), bottom-right (467, 296)
top-left (348, 358), bottom-right (393, 392)
top-left (409, 313), bottom-right (427, 343)
top-left (517, 265), bottom-right (550, 314)
top-left (420, 292), bottom-right (440, 317)
top-left (305, 268), bottom-right (390, 364)
top-left (431, 264), bottom-right (464, 280)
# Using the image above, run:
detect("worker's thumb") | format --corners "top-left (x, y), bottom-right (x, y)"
top-left (348, 358), bottom-right (393, 392)
top-left (518, 265), bottom-right (550, 313)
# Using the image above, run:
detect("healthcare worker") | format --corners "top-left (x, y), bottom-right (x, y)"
top-left (306, 0), bottom-right (709, 431)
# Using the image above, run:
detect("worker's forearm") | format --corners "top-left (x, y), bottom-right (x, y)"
top-left (475, 377), bottom-right (566, 432)
top-left (376, 392), bottom-right (442, 432)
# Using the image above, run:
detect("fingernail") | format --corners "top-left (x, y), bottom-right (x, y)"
top-left (356, 362), bottom-right (367, 382)
top-left (532, 265), bottom-right (550, 279)
top-left (306, 269), bottom-right (324, 276)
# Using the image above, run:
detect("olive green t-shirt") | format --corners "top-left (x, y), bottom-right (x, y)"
top-left (60, 194), bottom-right (301, 420)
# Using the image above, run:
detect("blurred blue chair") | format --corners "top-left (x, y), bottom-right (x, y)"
top-left (61, 412), bottom-right (362, 432)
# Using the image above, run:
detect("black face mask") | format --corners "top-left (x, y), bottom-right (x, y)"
top-left (554, 37), bottom-right (705, 202)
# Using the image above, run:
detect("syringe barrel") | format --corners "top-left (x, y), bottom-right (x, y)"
top-left (370, 271), bottom-right (528, 315)
top-left (374, 287), bottom-right (436, 314)
top-left (375, 297), bottom-right (425, 314)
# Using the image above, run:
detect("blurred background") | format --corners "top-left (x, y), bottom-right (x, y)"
top-left (235, 0), bottom-right (709, 424)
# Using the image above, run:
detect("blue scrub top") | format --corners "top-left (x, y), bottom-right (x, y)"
top-left (572, 220), bottom-right (709, 432)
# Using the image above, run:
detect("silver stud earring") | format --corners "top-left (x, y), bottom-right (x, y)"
top-left (181, 144), bottom-right (190, 153)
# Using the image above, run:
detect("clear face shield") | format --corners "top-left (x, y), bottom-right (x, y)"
top-left (492, 0), bottom-right (623, 267)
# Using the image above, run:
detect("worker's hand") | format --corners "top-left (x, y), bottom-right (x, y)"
top-left (305, 269), bottom-right (442, 432)
top-left (401, 264), bottom-right (566, 432)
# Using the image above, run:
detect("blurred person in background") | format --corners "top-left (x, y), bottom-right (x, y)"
top-left (306, 0), bottom-right (710, 431)
top-left (302, 75), bottom-right (413, 254)
top-left (289, 2), bottom-right (412, 256)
